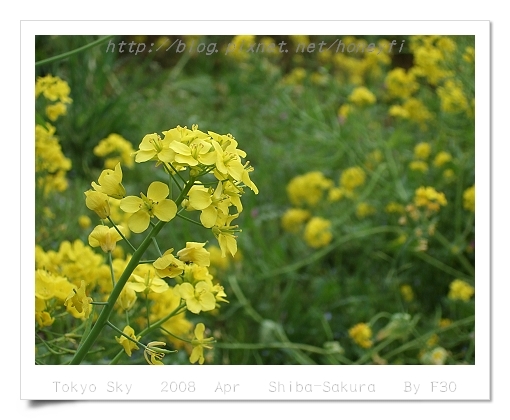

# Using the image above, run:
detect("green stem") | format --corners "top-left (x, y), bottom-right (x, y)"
top-left (164, 162), bottom-right (186, 185)
top-left (176, 212), bottom-right (204, 227)
top-left (414, 251), bottom-right (473, 280)
top-left (139, 302), bottom-right (186, 337)
top-left (139, 259), bottom-right (156, 264)
top-left (35, 35), bottom-right (115, 67)
top-left (152, 237), bottom-right (163, 257)
top-left (214, 341), bottom-right (352, 359)
top-left (70, 177), bottom-right (196, 364)
top-left (109, 350), bottom-right (125, 365)
top-left (69, 221), bottom-right (165, 364)
top-left (159, 326), bottom-right (195, 344)
top-left (108, 216), bottom-right (136, 252)
top-left (382, 315), bottom-right (474, 361)
top-left (145, 296), bottom-right (151, 329)
top-left (108, 252), bottom-right (115, 287)
top-left (433, 231), bottom-right (475, 277)
top-left (106, 321), bottom-right (149, 351)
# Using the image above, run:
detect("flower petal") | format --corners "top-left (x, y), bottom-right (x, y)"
top-left (188, 189), bottom-right (212, 210)
top-left (200, 206), bottom-right (217, 228)
top-left (147, 181), bottom-right (169, 202)
top-left (153, 199), bottom-right (177, 222)
top-left (194, 323), bottom-right (205, 340)
top-left (120, 196), bottom-right (143, 213)
top-left (128, 210), bottom-right (150, 233)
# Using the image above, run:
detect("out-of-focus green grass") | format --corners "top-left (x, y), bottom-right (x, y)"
top-left (35, 35), bottom-right (475, 365)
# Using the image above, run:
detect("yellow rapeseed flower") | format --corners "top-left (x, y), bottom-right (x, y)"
top-left (190, 323), bottom-right (215, 365)
top-left (134, 133), bottom-right (175, 163)
top-left (94, 133), bottom-right (135, 169)
top-left (433, 151), bottom-right (452, 167)
top-left (144, 341), bottom-right (167, 365)
top-left (212, 212), bottom-right (241, 258)
top-left (88, 225), bottom-right (126, 253)
top-left (153, 249), bottom-right (185, 279)
top-left (348, 323), bottom-right (373, 348)
top-left (448, 279), bottom-right (474, 302)
top-left (420, 346), bottom-right (448, 365)
top-left (463, 185), bottom-right (475, 212)
top-left (129, 271), bottom-right (169, 295)
top-left (437, 79), bottom-right (469, 113)
top-left (115, 326), bottom-right (141, 357)
top-left (414, 186), bottom-right (447, 212)
top-left (281, 208), bottom-right (311, 233)
top-left (356, 202), bottom-right (376, 219)
top-left (385, 67), bottom-right (419, 99)
top-left (65, 280), bottom-right (93, 319)
top-left (45, 102), bottom-right (67, 121)
top-left (400, 284), bottom-right (414, 302)
top-left (120, 181), bottom-right (177, 233)
top-left (173, 281), bottom-right (216, 314)
top-left (91, 163), bottom-right (126, 199)
top-left (414, 142), bottom-right (431, 160)
top-left (340, 167), bottom-right (366, 192)
top-left (85, 190), bottom-right (110, 219)
top-left (348, 86), bottom-right (377, 106)
top-left (78, 215), bottom-right (92, 229)
top-left (303, 217), bottom-right (332, 248)
top-left (176, 242), bottom-right (210, 267)
top-left (286, 171), bottom-right (333, 207)
top-left (409, 161), bottom-right (429, 173)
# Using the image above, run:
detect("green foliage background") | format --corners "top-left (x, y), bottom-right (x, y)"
top-left (35, 35), bottom-right (475, 365)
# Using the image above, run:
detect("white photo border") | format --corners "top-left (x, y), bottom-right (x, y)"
top-left (23, 20), bottom-right (490, 401)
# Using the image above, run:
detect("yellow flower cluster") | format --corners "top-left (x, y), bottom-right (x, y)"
top-left (414, 142), bottom-right (431, 160)
top-left (340, 166), bottom-right (366, 193)
top-left (448, 279), bottom-right (474, 302)
top-left (409, 36), bottom-right (454, 85)
top-left (94, 133), bottom-right (135, 169)
top-left (303, 217), bottom-right (333, 248)
top-left (437, 79), bottom-right (469, 113)
top-left (348, 322), bottom-right (373, 349)
top-left (385, 202), bottom-right (405, 214)
top-left (148, 288), bottom-right (192, 349)
top-left (348, 86), bottom-right (377, 107)
top-left (385, 68), bottom-right (419, 99)
top-left (409, 142), bottom-right (431, 173)
top-left (286, 171), bottom-right (333, 207)
top-left (86, 125), bottom-right (257, 258)
top-left (433, 151), bottom-right (452, 167)
top-left (414, 186), bottom-right (447, 212)
top-left (36, 240), bottom-right (109, 292)
top-left (356, 202), bottom-right (376, 219)
top-left (115, 326), bottom-right (141, 357)
top-left (35, 74), bottom-right (72, 121)
top-left (463, 46), bottom-right (475, 63)
top-left (328, 37), bottom-right (391, 86)
top-left (389, 98), bottom-right (433, 131)
top-left (35, 123), bottom-right (72, 195)
top-left (384, 36), bottom-right (470, 131)
top-left (400, 284), bottom-right (414, 302)
top-left (281, 208), bottom-right (311, 233)
top-left (282, 166), bottom-right (369, 248)
top-left (409, 161), bottom-right (428, 173)
top-left (35, 263), bottom-right (95, 324)
top-left (282, 68), bottom-right (307, 86)
top-left (463, 185), bottom-right (475, 212)
top-left (420, 346), bottom-right (448, 365)
top-left (226, 35), bottom-right (256, 61)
